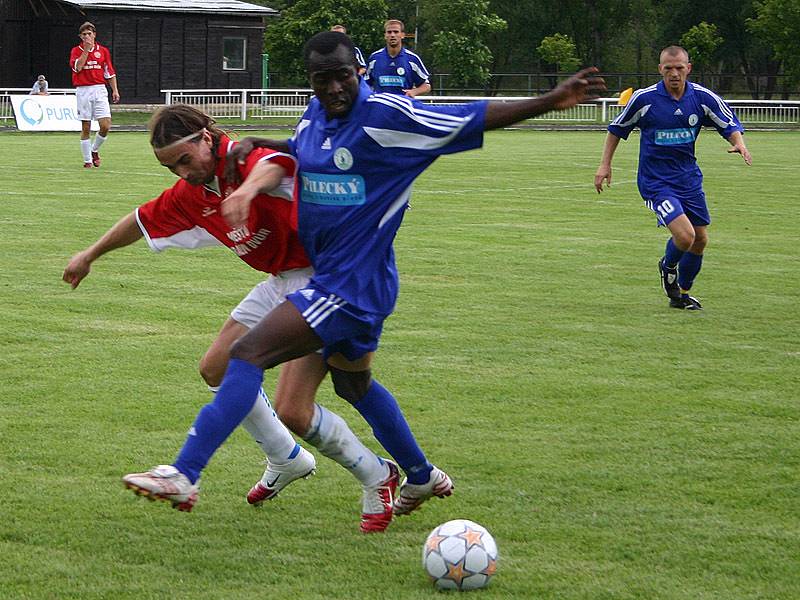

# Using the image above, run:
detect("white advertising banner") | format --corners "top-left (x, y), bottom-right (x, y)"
top-left (10, 94), bottom-right (98, 131)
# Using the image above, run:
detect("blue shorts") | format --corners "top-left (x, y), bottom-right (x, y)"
top-left (287, 284), bottom-right (385, 361)
top-left (644, 192), bottom-right (710, 227)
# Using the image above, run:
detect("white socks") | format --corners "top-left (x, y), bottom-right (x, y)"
top-left (207, 387), bottom-right (388, 485)
top-left (304, 403), bottom-right (389, 487)
top-left (92, 134), bottom-right (107, 152)
top-left (209, 386), bottom-right (298, 462)
top-left (80, 139), bottom-right (92, 163)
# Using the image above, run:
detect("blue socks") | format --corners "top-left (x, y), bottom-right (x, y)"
top-left (678, 252), bottom-right (703, 292)
top-left (664, 238), bottom-right (684, 268)
top-left (174, 359), bottom-right (264, 484)
top-left (353, 380), bottom-right (432, 484)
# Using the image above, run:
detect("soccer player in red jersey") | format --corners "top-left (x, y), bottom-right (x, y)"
top-left (62, 105), bottom-right (399, 531)
top-left (70, 22), bottom-right (120, 168)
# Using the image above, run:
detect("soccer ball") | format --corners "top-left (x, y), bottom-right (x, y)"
top-left (422, 519), bottom-right (498, 591)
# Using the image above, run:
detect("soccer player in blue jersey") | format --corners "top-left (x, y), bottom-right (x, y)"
top-left (331, 24), bottom-right (366, 75)
top-left (594, 45), bottom-right (751, 310)
top-left (122, 31), bottom-right (604, 519)
top-left (365, 19), bottom-right (431, 97)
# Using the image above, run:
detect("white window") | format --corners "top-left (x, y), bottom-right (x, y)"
top-left (223, 38), bottom-right (246, 71)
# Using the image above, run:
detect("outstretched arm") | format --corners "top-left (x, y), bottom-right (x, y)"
top-left (221, 160), bottom-right (289, 229)
top-left (224, 137), bottom-right (290, 183)
top-left (726, 130), bottom-right (752, 165)
top-left (594, 132), bottom-right (622, 193)
top-left (62, 212), bottom-right (143, 289)
top-left (484, 67), bottom-right (606, 131)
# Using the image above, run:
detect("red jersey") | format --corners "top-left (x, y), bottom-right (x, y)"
top-left (70, 43), bottom-right (116, 86)
top-left (136, 136), bottom-right (309, 276)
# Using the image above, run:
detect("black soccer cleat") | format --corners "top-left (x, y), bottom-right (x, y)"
top-left (659, 258), bottom-right (680, 300)
top-left (669, 295), bottom-right (702, 310)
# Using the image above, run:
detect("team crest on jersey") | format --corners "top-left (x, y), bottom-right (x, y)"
top-left (223, 186), bottom-right (234, 197)
top-left (688, 114), bottom-right (699, 126)
top-left (94, 51), bottom-right (101, 58)
top-left (333, 147), bottom-right (353, 171)
top-left (397, 67), bottom-right (405, 76)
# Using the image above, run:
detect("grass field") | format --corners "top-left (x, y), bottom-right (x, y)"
top-left (1, 128), bottom-right (798, 599)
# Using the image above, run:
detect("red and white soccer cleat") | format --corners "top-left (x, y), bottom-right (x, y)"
top-left (393, 465), bottom-right (453, 516)
top-left (360, 460), bottom-right (399, 533)
top-left (123, 464), bottom-right (199, 512)
top-left (83, 162), bottom-right (93, 168)
top-left (246, 446), bottom-right (316, 506)
top-left (91, 151), bottom-right (101, 168)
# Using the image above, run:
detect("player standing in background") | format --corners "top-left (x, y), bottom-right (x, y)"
top-left (594, 45), bottom-right (751, 310)
top-left (121, 32), bottom-right (604, 519)
top-left (331, 25), bottom-right (366, 76)
top-left (366, 19), bottom-right (431, 97)
top-left (63, 105), bottom-right (401, 532)
top-left (70, 21), bottom-right (120, 169)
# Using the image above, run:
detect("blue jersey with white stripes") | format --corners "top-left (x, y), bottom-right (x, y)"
top-left (608, 80), bottom-right (743, 198)
top-left (288, 80), bottom-right (486, 315)
top-left (354, 46), bottom-right (366, 70)
top-left (366, 47), bottom-right (430, 94)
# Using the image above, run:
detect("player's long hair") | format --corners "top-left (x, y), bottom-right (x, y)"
top-left (148, 104), bottom-right (229, 154)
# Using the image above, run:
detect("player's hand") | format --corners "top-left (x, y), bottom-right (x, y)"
top-left (727, 144), bottom-right (752, 166)
top-left (594, 165), bottom-right (612, 193)
top-left (112, 92), bottom-right (120, 103)
top-left (549, 67), bottom-right (606, 110)
top-left (225, 138), bottom-right (258, 184)
top-left (221, 189), bottom-right (253, 229)
top-left (62, 251), bottom-right (93, 289)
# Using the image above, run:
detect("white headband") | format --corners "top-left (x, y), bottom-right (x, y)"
top-left (155, 128), bottom-right (206, 150)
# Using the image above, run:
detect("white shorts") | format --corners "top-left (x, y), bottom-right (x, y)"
top-left (76, 84), bottom-right (111, 121)
top-left (231, 267), bottom-right (313, 329)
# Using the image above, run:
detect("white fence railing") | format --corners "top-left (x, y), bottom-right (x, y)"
top-left (162, 90), bottom-right (800, 125)
top-left (3, 87), bottom-right (800, 125)
top-left (163, 88), bottom-right (313, 120)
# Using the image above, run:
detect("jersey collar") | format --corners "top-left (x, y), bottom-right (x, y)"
top-left (656, 79), bottom-right (694, 100)
top-left (386, 46), bottom-right (406, 60)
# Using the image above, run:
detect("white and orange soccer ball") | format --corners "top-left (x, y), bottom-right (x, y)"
top-left (422, 519), bottom-right (499, 591)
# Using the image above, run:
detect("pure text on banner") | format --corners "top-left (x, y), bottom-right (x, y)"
top-left (10, 94), bottom-right (98, 131)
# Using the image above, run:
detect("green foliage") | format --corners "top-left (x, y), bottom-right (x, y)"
top-left (749, 0), bottom-right (800, 82)
top-left (263, 0), bottom-right (388, 86)
top-left (537, 33), bottom-right (581, 72)
top-left (425, 0), bottom-right (506, 88)
top-left (2, 129), bottom-right (800, 598)
top-left (680, 21), bottom-right (724, 69)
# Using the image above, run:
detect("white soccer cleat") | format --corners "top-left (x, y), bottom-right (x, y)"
top-left (360, 460), bottom-right (400, 533)
top-left (246, 446), bottom-right (316, 506)
top-left (393, 465), bottom-right (454, 516)
top-left (123, 464), bottom-right (199, 512)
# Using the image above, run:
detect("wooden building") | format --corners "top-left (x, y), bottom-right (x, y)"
top-left (0, 0), bottom-right (277, 102)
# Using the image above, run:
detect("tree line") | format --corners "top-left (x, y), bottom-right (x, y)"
top-left (249, 0), bottom-right (800, 98)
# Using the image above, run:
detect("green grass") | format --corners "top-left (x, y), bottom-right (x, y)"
top-left (0, 129), bottom-right (798, 599)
